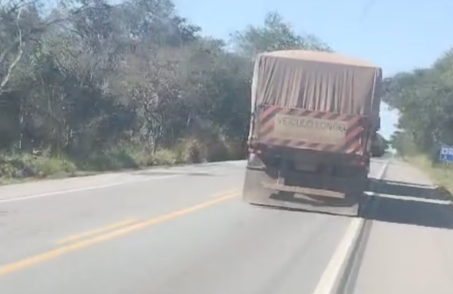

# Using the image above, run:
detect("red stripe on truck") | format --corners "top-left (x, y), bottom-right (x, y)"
top-left (255, 105), bottom-right (369, 155)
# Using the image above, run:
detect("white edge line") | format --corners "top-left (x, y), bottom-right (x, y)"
top-left (0, 175), bottom-right (177, 204)
top-left (366, 193), bottom-right (452, 205)
top-left (312, 218), bottom-right (363, 294)
top-left (0, 161), bottom-right (245, 204)
top-left (312, 161), bottom-right (389, 294)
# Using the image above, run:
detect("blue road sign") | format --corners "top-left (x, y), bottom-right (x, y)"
top-left (439, 146), bottom-right (453, 162)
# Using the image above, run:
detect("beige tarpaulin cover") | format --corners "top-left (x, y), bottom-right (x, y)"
top-left (250, 50), bottom-right (382, 120)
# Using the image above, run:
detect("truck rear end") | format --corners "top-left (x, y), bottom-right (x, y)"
top-left (242, 50), bottom-right (382, 216)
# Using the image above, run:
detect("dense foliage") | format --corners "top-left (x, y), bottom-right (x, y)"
top-left (0, 0), bottom-right (331, 178)
top-left (384, 49), bottom-right (453, 162)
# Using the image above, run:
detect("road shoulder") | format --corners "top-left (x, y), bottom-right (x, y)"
top-left (351, 160), bottom-right (453, 294)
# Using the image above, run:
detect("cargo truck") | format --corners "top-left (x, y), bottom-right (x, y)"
top-left (242, 50), bottom-right (383, 216)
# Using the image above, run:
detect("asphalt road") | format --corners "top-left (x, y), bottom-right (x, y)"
top-left (0, 159), bottom-right (452, 294)
top-left (349, 160), bottom-right (453, 294)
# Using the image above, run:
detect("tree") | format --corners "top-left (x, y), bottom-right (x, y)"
top-left (0, 2), bottom-right (333, 176)
top-left (384, 48), bottom-right (453, 161)
top-left (231, 11), bottom-right (332, 60)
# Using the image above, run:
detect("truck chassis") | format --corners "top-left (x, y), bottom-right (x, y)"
top-left (242, 146), bottom-right (370, 217)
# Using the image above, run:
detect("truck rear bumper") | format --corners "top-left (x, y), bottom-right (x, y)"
top-left (242, 164), bottom-right (367, 217)
top-left (261, 182), bottom-right (345, 198)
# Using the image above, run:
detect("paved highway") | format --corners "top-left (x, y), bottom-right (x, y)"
top-left (0, 159), bottom-right (452, 294)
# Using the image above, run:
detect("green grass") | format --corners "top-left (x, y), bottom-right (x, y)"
top-left (0, 138), bottom-right (245, 185)
top-left (406, 155), bottom-right (453, 197)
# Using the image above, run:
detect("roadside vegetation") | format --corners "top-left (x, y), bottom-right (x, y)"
top-left (0, 1), bottom-right (331, 182)
top-left (384, 48), bottom-right (453, 193)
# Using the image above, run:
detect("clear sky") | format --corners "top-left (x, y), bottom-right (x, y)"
top-left (173, 0), bottom-right (453, 139)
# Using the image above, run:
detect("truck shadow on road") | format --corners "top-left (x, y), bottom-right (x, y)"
top-left (360, 179), bottom-right (453, 230)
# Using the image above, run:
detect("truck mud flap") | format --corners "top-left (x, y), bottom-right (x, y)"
top-left (242, 168), bottom-right (360, 217)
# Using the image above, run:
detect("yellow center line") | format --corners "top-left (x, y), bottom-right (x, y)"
top-left (56, 219), bottom-right (139, 245)
top-left (0, 190), bottom-right (239, 277)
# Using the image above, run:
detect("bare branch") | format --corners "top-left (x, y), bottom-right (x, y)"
top-left (0, 1), bottom-right (91, 93)
top-left (0, 6), bottom-right (23, 93)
